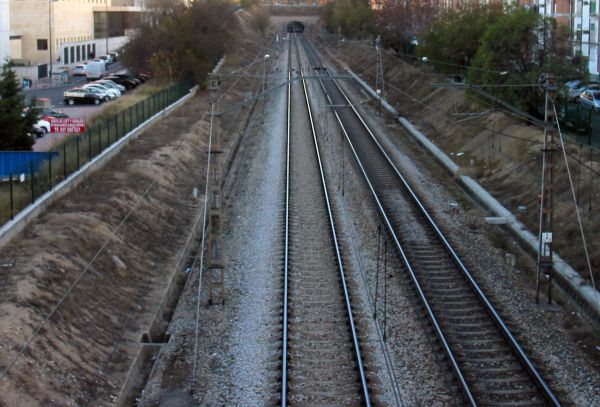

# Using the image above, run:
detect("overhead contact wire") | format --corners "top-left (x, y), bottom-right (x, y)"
top-left (191, 102), bottom-right (215, 384)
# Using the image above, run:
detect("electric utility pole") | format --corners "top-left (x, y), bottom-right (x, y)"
top-left (536, 73), bottom-right (558, 305)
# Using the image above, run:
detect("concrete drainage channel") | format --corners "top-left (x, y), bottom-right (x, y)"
top-left (116, 206), bottom-right (204, 406)
top-left (117, 75), bottom-right (261, 406)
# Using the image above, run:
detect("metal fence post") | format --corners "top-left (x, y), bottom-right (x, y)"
top-left (106, 118), bottom-right (110, 145)
top-left (129, 106), bottom-right (133, 132)
top-left (29, 161), bottom-right (34, 204)
top-left (9, 173), bottom-right (14, 220)
top-left (76, 136), bottom-right (80, 170)
top-left (48, 150), bottom-right (52, 188)
top-left (63, 143), bottom-right (67, 179)
top-left (98, 124), bottom-right (102, 153)
top-left (88, 130), bottom-right (92, 161)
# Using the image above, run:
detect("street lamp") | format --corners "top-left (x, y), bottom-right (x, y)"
top-left (48, 0), bottom-right (57, 77)
top-left (263, 54), bottom-right (270, 101)
top-left (105, 0), bottom-right (109, 54)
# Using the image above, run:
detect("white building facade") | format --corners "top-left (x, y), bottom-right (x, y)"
top-left (572, 0), bottom-right (599, 77)
top-left (0, 0), bottom-right (9, 64)
top-left (537, 0), bottom-right (600, 77)
top-left (7, 0), bottom-right (142, 80)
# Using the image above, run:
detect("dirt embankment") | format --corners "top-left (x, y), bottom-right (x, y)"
top-left (325, 39), bottom-right (600, 289)
top-left (0, 96), bottom-right (216, 406)
top-left (0, 13), bottom-right (266, 406)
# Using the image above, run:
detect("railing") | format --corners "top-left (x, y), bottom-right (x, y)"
top-left (0, 79), bottom-right (194, 226)
top-left (558, 102), bottom-right (600, 147)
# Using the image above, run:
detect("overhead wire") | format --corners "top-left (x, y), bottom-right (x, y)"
top-left (191, 102), bottom-right (215, 385)
top-left (553, 103), bottom-right (597, 294)
top-left (0, 178), bottom-right (158, 383)
top-left (340, 39), bottom-right (600, 297)
top-left (366, 54), bottom-right (600, 178)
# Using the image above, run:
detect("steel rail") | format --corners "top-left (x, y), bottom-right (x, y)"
top-left (300, 37), bottom-right (477, 406)
top-left (281, 34), bottom-right (371, 406)
top-left (297, 40), bottom-right (372, 406)
top-left (281, 33), bottom-right (291, 406)
top-left (303, 36), bottom-right (561, 406)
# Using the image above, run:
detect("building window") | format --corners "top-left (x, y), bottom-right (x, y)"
top-left (64, 47), bottom-right (69, 64)
top-left (70, 46), bottom-right (75, 63)
top-left (76, 46), bottom-right (80, 62)
top-left (37, 39), bottom-right (48, 50)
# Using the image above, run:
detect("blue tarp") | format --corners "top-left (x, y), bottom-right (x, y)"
top-left (0, 151), bottom-right (60, 177)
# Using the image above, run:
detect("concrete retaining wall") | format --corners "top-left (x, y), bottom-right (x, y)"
top-left (0, 85), bottom-right (199, 250)
top-left (347, 68), bottom-right (600, 322)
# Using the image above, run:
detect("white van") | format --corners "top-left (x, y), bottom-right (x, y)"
top-left (85, 60), bottom-right (106, 81)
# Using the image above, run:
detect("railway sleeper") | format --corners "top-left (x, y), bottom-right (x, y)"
top-left (475, 386), bottom-right (542, 398)
top-left (475, 399), bottom-right (547, 407)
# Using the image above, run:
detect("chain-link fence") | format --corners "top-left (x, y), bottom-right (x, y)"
top-left (558, 103), bottom-right (600, 147)
top-left (0, 79), bottom-right (194, 226)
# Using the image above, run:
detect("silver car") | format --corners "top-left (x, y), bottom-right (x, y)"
top-left (568, 81), bottom-right (600, 101)
top-left (577, 89), bottom-right (600, 111)
top-left (96, 79), bottom-right (126, 93)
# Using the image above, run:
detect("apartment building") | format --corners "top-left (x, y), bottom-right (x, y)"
top-left (6, 0), bottom-right (142, 79)
top-left (0, 0), bottom-right (9, 63)
top-left (569, 0), bottom-right (599, 76)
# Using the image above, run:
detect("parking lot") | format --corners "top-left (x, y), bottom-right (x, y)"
top-left (24, 61), bottom-right (153, 152)
top-left (32, 105), bottom-right (102, 152)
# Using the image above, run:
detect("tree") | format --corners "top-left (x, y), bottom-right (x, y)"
top-left (418, 5), bottom-right (503, 74)
top-left (240, 0), bottom-right (259, 10)
top-left (467, 8), bottom-right (580, 115)
top-left (249, 6), bottom-right (271, 36)
top-left (0, 63), bottom-right (35, 151)
top-left (121, 0), bottom-right (238, 85)
top-left (374, 0), bottom-right (436, 54)
top-left (322, 0), bottom-right (374, 38)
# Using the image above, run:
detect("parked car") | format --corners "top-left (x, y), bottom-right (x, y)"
top-left (566, 80), bottom-right (600, 101)
top-left (23, 106), bottom-right (69, 119)
top-left (63, 88), bottom-right (105, 105)
top-left (98, 55), bottom-right (113, 65)
top-left (31, 118), bottom-right (51, 137)
top-left (112, 70), bottom-right (143, 85)
top-left (135, 72), bottom-right (152, 82)
top-left (577, 89), bottom-right (600, 111)
top-left (104, 75), bottom-right (138, 90)
top-left (95, 79), bottom-right (126, 93)
top-left (72, 63), bottom-right (88, 76)
top-left (86, 60), bottom-right (106, 81)
top-left (108, 51), bottom-right (119, 62)
top-left (83, 83), bottom-right (120, 99)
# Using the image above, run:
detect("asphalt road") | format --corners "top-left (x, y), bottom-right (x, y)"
top-left (24, 62), bottom-right (124, 107)
top-left (25, 62), bottom-right (125, 152)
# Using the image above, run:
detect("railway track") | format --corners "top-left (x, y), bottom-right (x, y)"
top-left (299, 35), bottom-right (562, 406)
top-left (280, 35), bottom-right (371, 406)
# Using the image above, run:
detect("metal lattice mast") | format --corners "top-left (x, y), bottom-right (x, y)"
top-left (536, 73), bottom-right (558, 305)
top-left (375, 35), bottom-right (384, 116)
top-left (207, 73), bottom-right (225, 305)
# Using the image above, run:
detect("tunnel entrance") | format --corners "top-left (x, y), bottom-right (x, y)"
top-left (287, 21), bottom-right (305, 33)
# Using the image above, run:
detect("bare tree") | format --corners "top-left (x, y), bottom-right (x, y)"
top-left (374, 0), bottom-right (436, 53)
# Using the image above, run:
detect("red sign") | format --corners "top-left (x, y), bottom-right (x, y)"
top-left (49, 117), bottom-right (86, 134)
